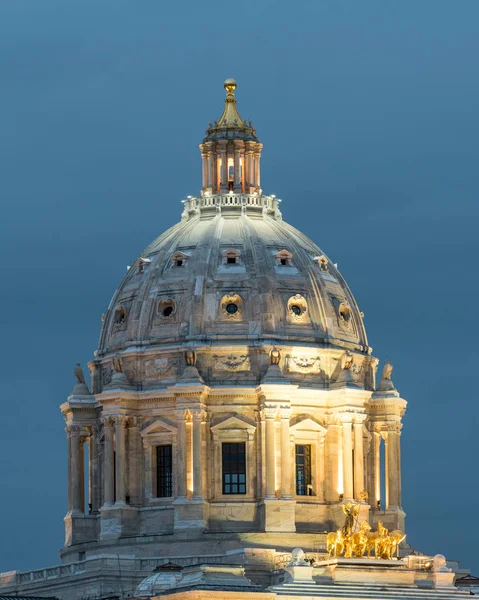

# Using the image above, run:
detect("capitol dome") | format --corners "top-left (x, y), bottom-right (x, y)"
top-left (96, 80), bottom-right (368, 389)
top-left (61, 80), bottom-right (406, 566)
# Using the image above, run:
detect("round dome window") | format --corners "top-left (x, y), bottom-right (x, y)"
top-left (162, 306), bottom-right (174, 317)
top-left (291, 305), bottom-right (302, 316)
top-left (226, 303), bottom-right (238, 315)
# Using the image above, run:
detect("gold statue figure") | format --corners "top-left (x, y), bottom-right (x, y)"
top-left (327, 504), bottom-right (406, 560)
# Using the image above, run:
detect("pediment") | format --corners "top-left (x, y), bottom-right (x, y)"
top-left (211, 414), bottom-right (256, 432)
top-left (275, 249), bottom-right (293, 259)
top-left (290, 416), bottom-right (327, 435)
top-left (141, 418), bottom-right (177, 437)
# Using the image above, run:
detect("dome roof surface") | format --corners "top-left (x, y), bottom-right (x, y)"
top-left (97, 203), bottom-right (367, 357)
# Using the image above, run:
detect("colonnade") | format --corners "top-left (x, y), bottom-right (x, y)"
top-left (65, 412), bottom-right (402, 515)
top-left (65, 416), bottom-right (142, 515)
top-left (199, 140), bottom-right (262, 195)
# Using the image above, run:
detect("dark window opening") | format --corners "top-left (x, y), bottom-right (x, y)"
top-left (157, 445), bottom-right (173, 498)
top-left (226, 303), bottom-right (238, 314)
top-left (291, 305), bottom-right (302, 316)
top-left (222, 442), bottom-right (246, 494)
top-left (227, 256), bottom-right (237, 264)
top-left (175, 259), bottom-right (183, 267)
top-left (280, 258), bottom-right (288, 266)
top-left (296, 444), bottom-right (312, 496)
top-left (163, 306), bottom-right (174, 317)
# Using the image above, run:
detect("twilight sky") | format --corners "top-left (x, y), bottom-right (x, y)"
top-left (0, 0), bottom-right (478, 573)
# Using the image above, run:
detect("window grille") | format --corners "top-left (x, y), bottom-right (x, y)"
top-left (222, 442), bottom-right (246, 494)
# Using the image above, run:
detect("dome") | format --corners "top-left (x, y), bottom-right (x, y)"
top-left (96, 80), bottom-right (368, 385)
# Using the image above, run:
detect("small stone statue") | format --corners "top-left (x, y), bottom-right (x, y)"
top-left (74, 363), bottom-right (86, 384)
top-left (185, 349), bottom-right (196, 366)
top-left (271, 347), bottom-right (281, 365)
top-left (112, 355), bottom-right (123, 373)
top-left (343, 351), bottom-right (354, 370)
top-left (382, 360), bottom-right (393, 380)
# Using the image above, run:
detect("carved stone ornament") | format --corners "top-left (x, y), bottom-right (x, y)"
top-left (287, 294), bottom-right (308, 322)
top-left (337, 300), bottom-right (353, 331)
top-left (213, 354), bottom-right (251, 372)
top-left (144, 357), bottom-right (175, 378)
top-left (156, 297), bottom-right (177, 322)
top-left (102, 365), bottom-right (113, 386)
top-left (220, 292), bottom-right (244, 321)
top-left (111, 304), bottom-right (128, 333)
top-left (286, 355), bottom-right (320, 374)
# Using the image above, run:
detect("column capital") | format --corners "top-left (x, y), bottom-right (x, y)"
top-left (66, 424), bottom-right (82, 438)
top-left (279, 405), bottom-right (291, 420)
top-left (175, 407), bottom-right (188, 420)
top-left (190, 407), bottom-right (207, 422)
top-left (113, 415), bottom-right (129, 428)
top-left (262, 405), bottom-right (278, 420)
top-left (128, 415), bottom-right (142, 428)
top-left (383, 421), bottom-right (402, 433)
top-left (100, 416), bottom-right (114, 429)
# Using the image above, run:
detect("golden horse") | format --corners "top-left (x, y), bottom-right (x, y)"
top-left (326, 529), bottom-right (345, 557)
top-left (348, 521), bottom-right (372, 558)
top-left (386, 529), bottom-right (406, 559)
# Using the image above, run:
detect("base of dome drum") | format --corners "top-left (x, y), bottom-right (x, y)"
top-left (99, 504), bottom-right (139, 539)
top-left (173, 496), bottom-right (207, 531)
top-left (260, 499), bottom-right (296, 532)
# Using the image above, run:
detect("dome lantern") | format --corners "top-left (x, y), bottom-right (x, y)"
top-left (200, 79), bottom-right (263, 195)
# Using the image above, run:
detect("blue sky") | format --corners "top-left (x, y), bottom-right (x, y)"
top-left (0, 0), bottom-right (478, 572)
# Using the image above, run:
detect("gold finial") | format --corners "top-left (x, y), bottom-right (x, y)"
top-left (224, 78), bottom-right (237, 98)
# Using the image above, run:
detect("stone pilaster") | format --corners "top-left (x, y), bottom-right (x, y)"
top-left (342, 421), bottom-right (353, 501)
top-left (101, 417), bottom-right (115, 508)
top-left (128, 417), bottom-right (142, 506)
top-left (280, 406), bottom-right (292, 499)
top-left (353, 421), bottom-right (365, 500)
top-left (263, 405), bottom-right (277, 499)
top-left (88, 424), bottom-right (101, 514)
top-left (114, 416), bottom-right (128, 507)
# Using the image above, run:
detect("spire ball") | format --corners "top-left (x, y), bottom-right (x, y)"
top-left (224, 78), bottom-right (237, 95)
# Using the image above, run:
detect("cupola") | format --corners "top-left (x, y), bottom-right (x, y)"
top-left (199, 79), bottom-right (263, 195)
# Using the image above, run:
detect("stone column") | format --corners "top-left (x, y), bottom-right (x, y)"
top-left (66, 426), bottom-right (72, 512)
top-left (176, 409), bottom-right (187, 498)
top-left (200, 147), bottom-right (208, 191)
top-left (207, 151), bottom-right (215, 191)
top-left (325, 424), bottom-right (340, 502)
top-left (88, 425), bottom-right (100, 513)
top-left (128, 417), bottom-right (142, 505)
top-left (386, 423), bottom-right (402, 509)
top-left (234, 148), bottom-right (241, 192)
top-left (114, 416), bottom-right (128, 506)
top-left (342, 421), bottom-right (353, 501)
top-left (353, 422), bottom-right (365, 500)
top-left (254, 147), bottom-right (262, 189)
top-left (247, 430), bottom-right (255, 497)
top-left (102, 417), bottom-right (115, 507)
top-left (218, 142), bottom-right (228, 192)
top-left (191, 409), bottom-right (204, 499)
top-left (245, 148), bottom-right (254, 191)
top-left (79, 435), bottom-right (86, 512)
top-left (317, 436), bottom-right (325, 501)
top-left (280, 406), bottom-right (292, 499)
top-left (373, 430), bottom-right (381, 507)
top-left (68, 425), bottom-right (83, 514)
top-left (264, 406), bottom-right (277, 499)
